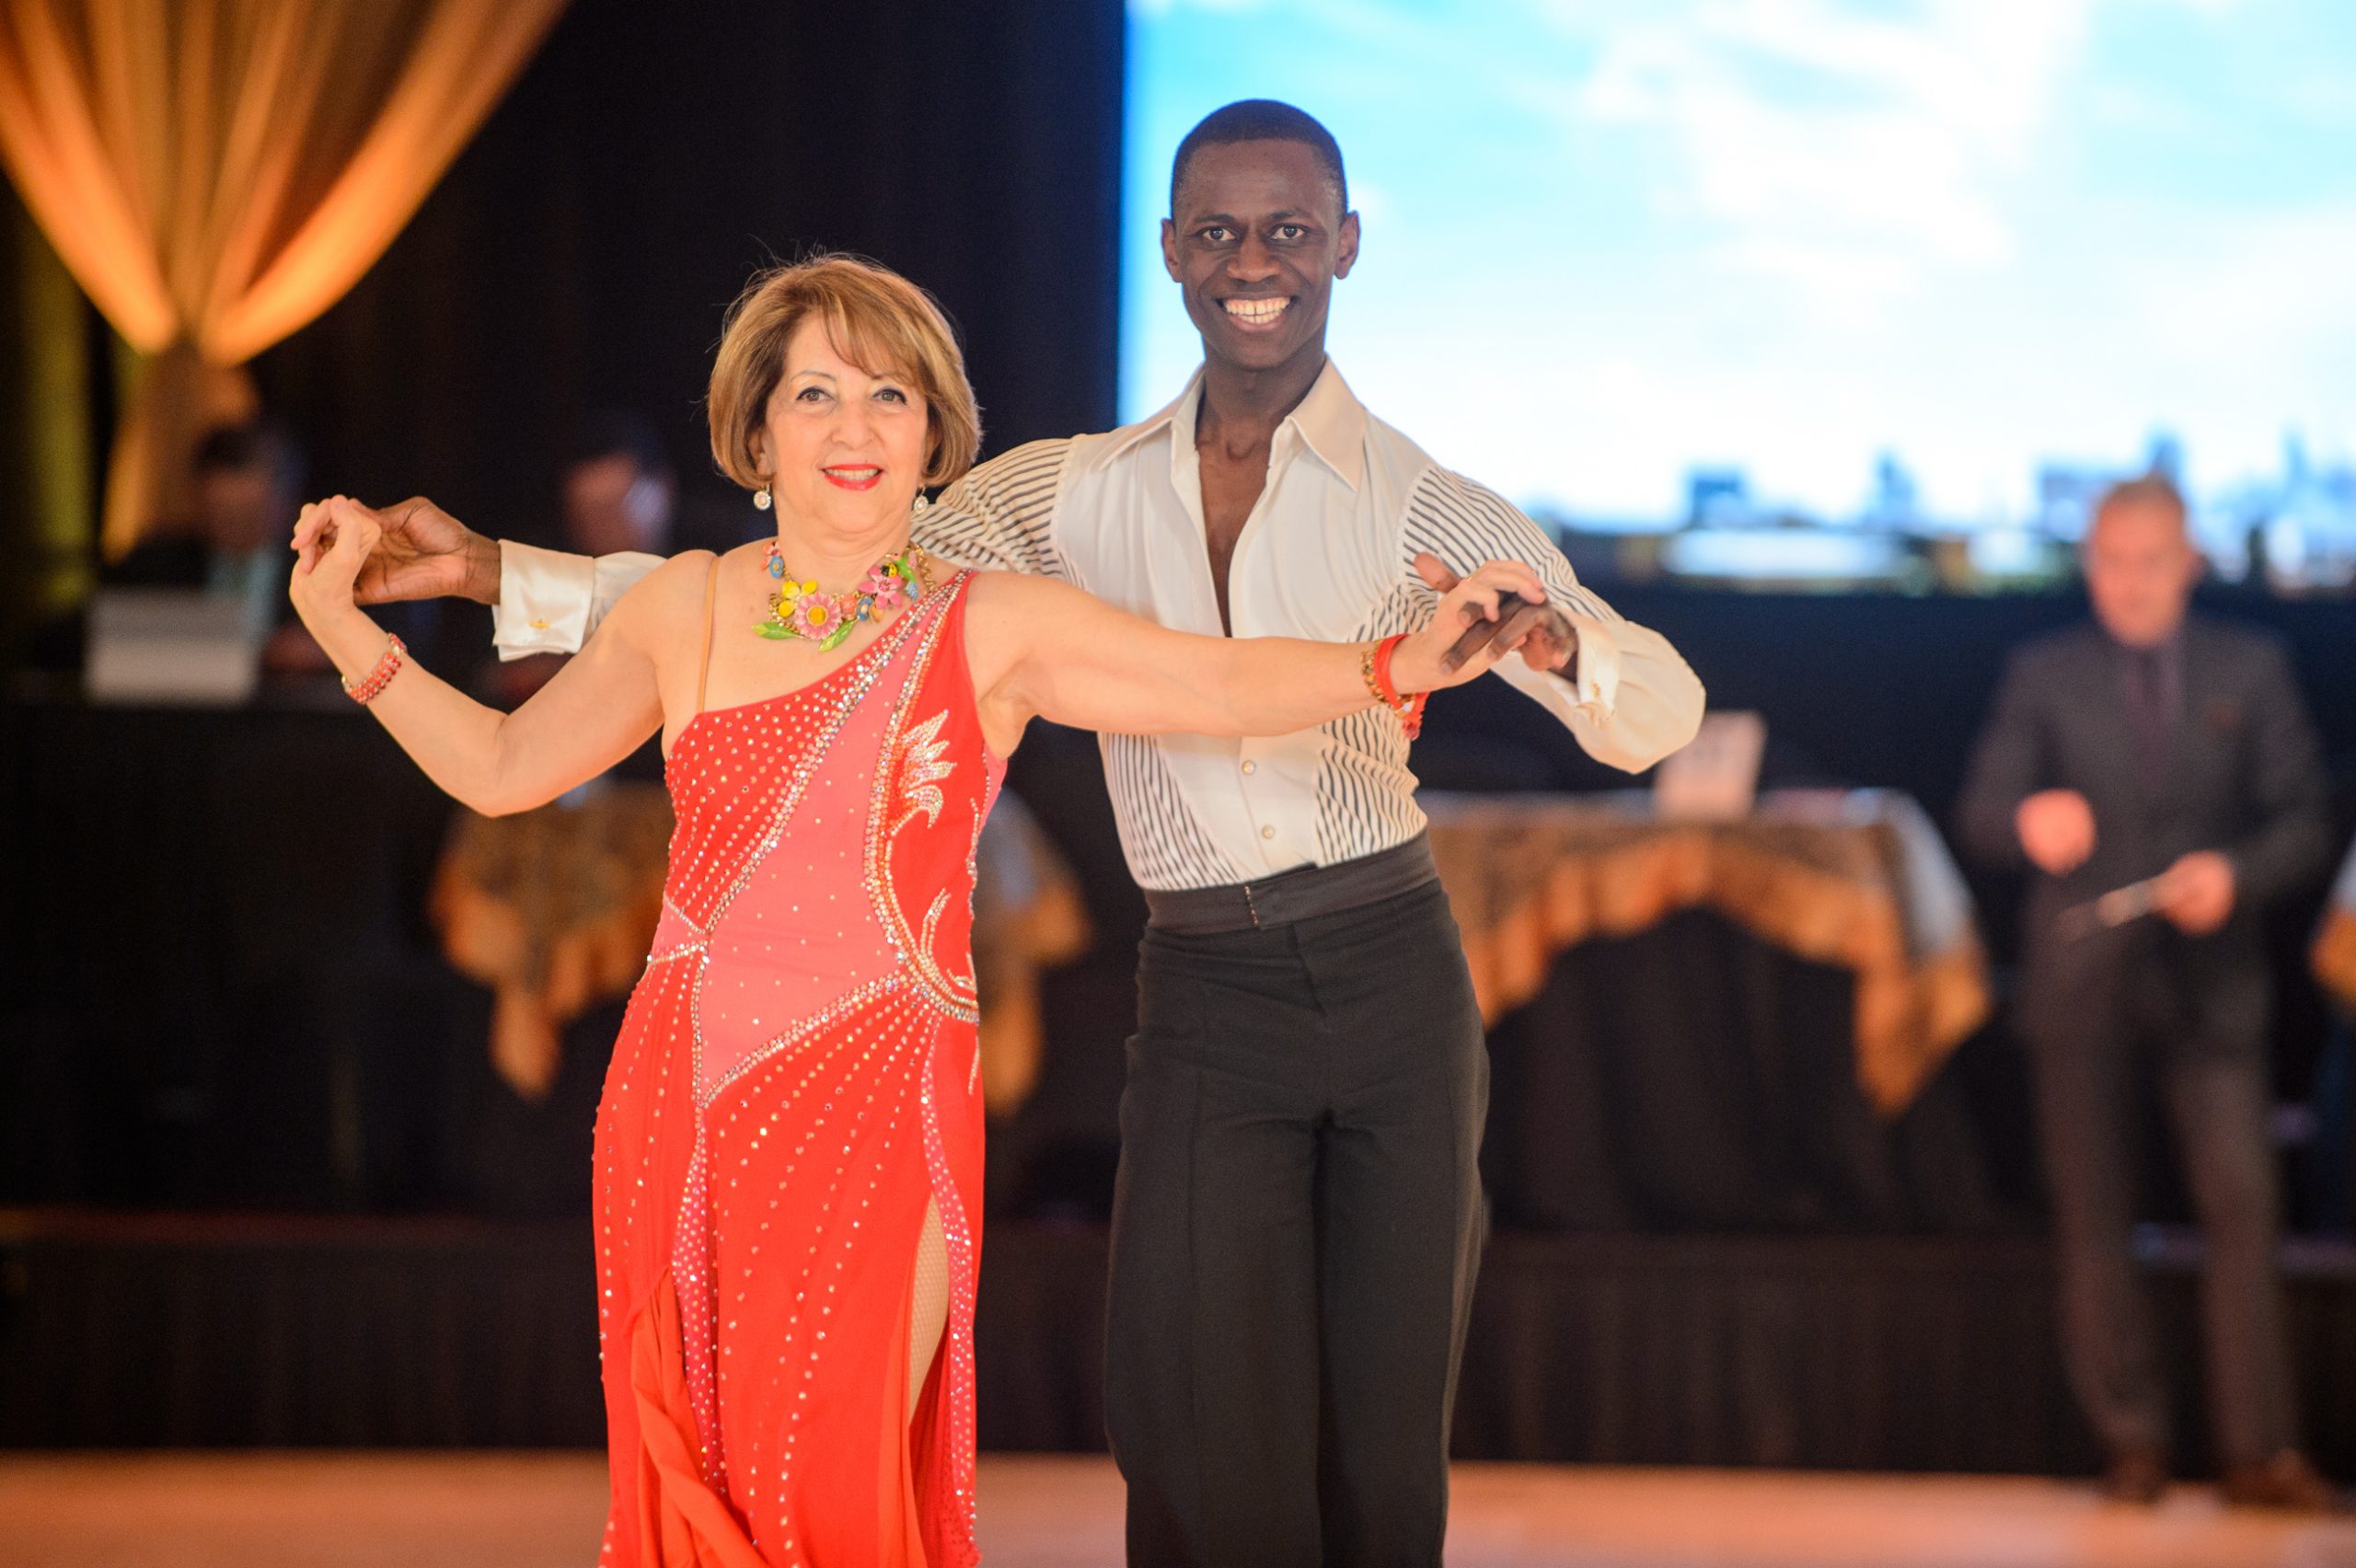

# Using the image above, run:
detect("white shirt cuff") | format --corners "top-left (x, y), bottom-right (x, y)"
top-left (1558, 611), bottom-right (1622, 718)
top-left (491, 540), bottom-right (595, 660)
top-left (491, 541), bottom-right (664, 660)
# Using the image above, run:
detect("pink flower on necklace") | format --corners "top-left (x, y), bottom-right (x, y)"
top-left (861, 563), bottom-right (907, 611)
top-left (793, 595), bottom-right (836, 639)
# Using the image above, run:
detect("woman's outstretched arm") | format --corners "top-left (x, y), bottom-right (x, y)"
top-left (289, 497), bottom-right (679, 816)
top-left (964, 562), bottom-right (1548, 752)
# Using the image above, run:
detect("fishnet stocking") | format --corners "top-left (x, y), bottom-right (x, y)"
top-left (907, 1198), bottom-right (949, 1422)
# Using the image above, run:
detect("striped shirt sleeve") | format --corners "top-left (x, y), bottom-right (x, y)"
top-left (917, 438), bottom-right (1072, 580)
top-left (1400, 467), bottom-right (1620, 625)
top-left (1400, 466), bottom-right (1705, 774)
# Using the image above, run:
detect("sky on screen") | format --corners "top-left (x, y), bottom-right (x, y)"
top-left (1120, 0), bottom-right (2356, 525)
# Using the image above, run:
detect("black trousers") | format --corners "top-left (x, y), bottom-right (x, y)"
top-left (2026, 935), bottom-right (2297, 1469)
top-left (1104, 881), bottom-right (1489, 1568)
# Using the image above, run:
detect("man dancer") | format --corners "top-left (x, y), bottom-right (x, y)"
top-left (1957, 476), bottom-right (2331, 1510)
top-left (340, 101), bottom-right (1703, 1564)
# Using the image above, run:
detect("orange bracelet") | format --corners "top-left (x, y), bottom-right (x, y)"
top-left (1369, 633), bottom-right (1428, 740)
top-left (342, 634), bottom-right (407, 704)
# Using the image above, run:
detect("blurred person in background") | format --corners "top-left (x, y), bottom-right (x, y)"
top-left (107, 419), bottom-right (331, 674)
top-left (490, 412), bottom-right (680, 708)
top-left (492, 409), bottom-right (762, 706)
top-left (1957, 474), bottom-right (2334, 1511)
top-left (559, 409), bottom-right (677, 559)
top-left (551, 404), bottom-right (763, 559)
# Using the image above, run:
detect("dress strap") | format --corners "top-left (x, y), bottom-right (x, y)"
top-left (694, 554), bottom-right (721, 716)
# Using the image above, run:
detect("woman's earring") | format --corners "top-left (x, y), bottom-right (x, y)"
top-left (753, 484), bottom-right (772, 512)
top-left (911, 493), bottom-right (930, 517)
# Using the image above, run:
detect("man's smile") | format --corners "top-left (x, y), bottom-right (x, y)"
top-left (1221, 296), bottom-right (1292, 330)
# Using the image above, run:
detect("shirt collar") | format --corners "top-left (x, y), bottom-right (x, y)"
top-left (1285, 359), bottom-right (1369, 490)
top-left (1110, 357), bottom-right (1369, 492)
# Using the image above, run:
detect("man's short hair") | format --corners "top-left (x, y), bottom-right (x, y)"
top-left (2095, 472), bottom-right (2189, 528)
top-left (1170, 99), bottom-right (1347, 217)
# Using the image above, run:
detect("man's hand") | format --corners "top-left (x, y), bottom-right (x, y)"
top-left (2154, 850), bottom-right (2236, 936)
top-left (1414, 552), bottom-right (1576, 674)
top-left (290, 494), bottom-right (501, 605)
top-left (2015, 789), bottom-right (2096, 876)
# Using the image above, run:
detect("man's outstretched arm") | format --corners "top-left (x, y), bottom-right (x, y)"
top-left (489, 442), bottom-right (1075, 654)
top-left (293, 495), bottom-right (668, 663)
top-left (1402, 467), bottom-right (1704, 774)
top-left (317, 441), bottom-right (1076, 659)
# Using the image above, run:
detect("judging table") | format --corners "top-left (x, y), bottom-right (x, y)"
top-left (1424, 790), bottom-right (1989, 1115)
top-left (1410, 790), bottom-right (2003, 1233)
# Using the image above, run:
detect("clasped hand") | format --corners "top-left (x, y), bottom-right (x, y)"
top-left (290, 493), bottom-right (495, 605)
top-left (1413, 551), bottom-right (1577, 674)
top-left (1388, 559), bottom-right (1558, 695)
top-left (287, 495), bottom-right (387, 628)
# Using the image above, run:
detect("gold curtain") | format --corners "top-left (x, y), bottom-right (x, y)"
top-left (0, 0), bottom-right (569, 556)
top-left (2, 181), bottom-right (93, 638)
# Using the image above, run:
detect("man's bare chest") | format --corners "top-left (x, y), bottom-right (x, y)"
top-left (1197, 450), bottom-right (1269, 632)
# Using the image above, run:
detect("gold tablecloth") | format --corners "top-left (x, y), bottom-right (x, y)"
top-left (431, 785), bottom-right (1090, 1107)
top-left (432, 783), bottom-right (676, 1100)
top-left (2317, 839), bottom-right (2356, 1016)
top-left (1423, 790), bottom-right (1990, 1115)
top-left (969, 795), bottom-right (1092, 1113)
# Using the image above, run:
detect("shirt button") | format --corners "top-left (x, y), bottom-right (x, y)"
top-left (1242, 760), bottom-right (1257, 775)
top-left (1261, 825), bottom-right (1276, 840)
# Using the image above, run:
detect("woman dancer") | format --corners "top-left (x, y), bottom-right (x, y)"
top-left (287, 255), bottom-right (1539, 1567)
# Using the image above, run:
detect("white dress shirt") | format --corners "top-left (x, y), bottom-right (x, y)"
top-left (494, 359), bottom-right (1704, 890)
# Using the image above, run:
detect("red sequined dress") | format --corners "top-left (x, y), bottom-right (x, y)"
top-left (594, 571), bottom-right (999, 1566)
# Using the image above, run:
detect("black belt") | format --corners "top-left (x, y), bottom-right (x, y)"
top-left (1142, 834), bottom-right (1439, 935)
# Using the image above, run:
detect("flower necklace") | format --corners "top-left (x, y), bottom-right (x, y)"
top-left (757, 539), bottom-right (927, 649)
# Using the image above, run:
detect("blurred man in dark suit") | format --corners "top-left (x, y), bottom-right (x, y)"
top-left (1958, 475), bottom-right (2332, 1509)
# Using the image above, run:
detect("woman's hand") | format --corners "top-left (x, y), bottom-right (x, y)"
top-left (288, 495), bottom-right (384, 635)
top-left (1387, 560), bottom-right (1551, 695)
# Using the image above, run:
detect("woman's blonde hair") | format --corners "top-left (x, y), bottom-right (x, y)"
top-left (707, 254), bottom-right (982, 492)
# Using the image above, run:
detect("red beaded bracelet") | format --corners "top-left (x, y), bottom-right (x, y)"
top-left (1369, 632), bottom-right (1428, 740)
top-left (342, 634), bottom-right (408, 704)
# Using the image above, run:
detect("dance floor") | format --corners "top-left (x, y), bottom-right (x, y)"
top-left (4, 1453), bottom-right (2352, 1568)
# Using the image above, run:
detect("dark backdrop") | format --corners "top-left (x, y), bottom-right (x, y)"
top-left (248, 0), bottom-right (1127, 548)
